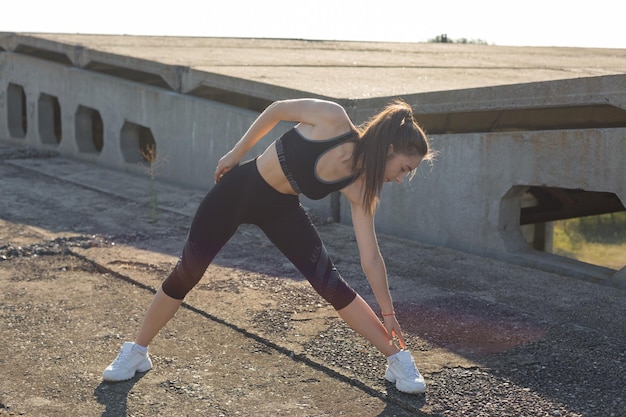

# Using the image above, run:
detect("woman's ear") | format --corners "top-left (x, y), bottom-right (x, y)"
top-left (387, 144), bottom-right (395, 156)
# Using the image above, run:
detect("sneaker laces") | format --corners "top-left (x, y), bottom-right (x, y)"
top-left (111, 346), bottom-right (133, 366)
top-left (397, 354), bottom-right (420, 378)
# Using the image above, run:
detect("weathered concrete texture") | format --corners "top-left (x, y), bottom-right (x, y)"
top-left (0, 32), bottom-right (625, 289)
top-left (3, 33), bottom-right (625, 99)
top-left (370, 126), bottom-right (626, 271)
top-left (608, 267), bottom-right (626, 289)
top-left (0, 147), bottom-right (624, 416)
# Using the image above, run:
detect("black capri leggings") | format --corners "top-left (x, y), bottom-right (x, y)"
top-left (161, 159), bottom-right (357, 310)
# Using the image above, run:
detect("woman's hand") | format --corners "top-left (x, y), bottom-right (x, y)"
top-left (383, 314), bottom-right (407, 349)
top-left (214, 150), bottom-right (240, 183)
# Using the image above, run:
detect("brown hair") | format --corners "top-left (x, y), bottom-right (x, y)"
top-left (351, 99), bottom-right (433, 214)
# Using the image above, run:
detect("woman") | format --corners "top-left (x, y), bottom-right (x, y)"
top-left (103, 98), bottom-right (434, 394)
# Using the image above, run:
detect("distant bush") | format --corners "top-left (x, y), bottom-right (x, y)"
top-left (562, 212), bottom-right (626, 244)
top-left (428, 34), bottom-right (488, 45)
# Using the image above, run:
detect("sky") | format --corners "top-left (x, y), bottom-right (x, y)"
top-left (3, 0), bottom-right (625, 49)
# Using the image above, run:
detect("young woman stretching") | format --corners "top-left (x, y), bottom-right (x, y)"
top-left (103, 98), bottom-right (434, 394)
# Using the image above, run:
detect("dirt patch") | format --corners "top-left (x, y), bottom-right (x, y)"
top-left (0, 252), bottom-right (415, 417)
top-left (1, 153), bottom-right (625, 416)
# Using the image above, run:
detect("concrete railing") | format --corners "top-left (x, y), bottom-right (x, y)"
top-left (1, 33), bottom-right (625, 286)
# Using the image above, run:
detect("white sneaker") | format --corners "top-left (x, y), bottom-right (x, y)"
top-left (385, 350), bottom-right (426, 394)
top-left (102, 342), bottom-right (152, 382)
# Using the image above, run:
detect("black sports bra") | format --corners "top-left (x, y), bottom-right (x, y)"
top-left (275, 127), bottom-right (357, 200)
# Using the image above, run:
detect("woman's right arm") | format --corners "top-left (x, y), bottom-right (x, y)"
top-left (214, 99), bottom-right (349, 183)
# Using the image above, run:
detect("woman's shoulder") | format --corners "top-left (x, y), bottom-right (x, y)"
top-left (274, 98), bottom-right (347, 122)
top-left (307, 103), bottom-right (356, 140)
top-left (307, 100), bottom-right (352, 128)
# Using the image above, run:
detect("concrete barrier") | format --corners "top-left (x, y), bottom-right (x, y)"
top-left (349, 77), bottom-right (626, 282)
top-left (1, 33), bottom-right (624, 285)
top-left (0, 40), bottom-right (331, 217)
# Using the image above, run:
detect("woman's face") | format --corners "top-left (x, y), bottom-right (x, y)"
top-left (384, 150), bottom-right (423, 184)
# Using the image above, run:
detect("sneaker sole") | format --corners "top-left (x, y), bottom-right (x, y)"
top-left (103, 373), bottom-right (135, 382)
top-left (395, 382), bottom-right (426, 394)
top-left (385, 370), bottom-right (426, 394)
top-left (102, 361), bottom-right (152, 382)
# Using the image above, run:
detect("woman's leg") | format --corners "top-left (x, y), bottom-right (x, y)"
top-left (259, 207), bottom-right (399, 357)
top-left (133, 223), bottom-right (237, 347)
top-left (336, 294), bottom-right (400, 357)
top-left (260, 210), bottom-right (425, 394)
top-left (134, 287), bottom-right (183, 347)
top-left (133, 163), bottom-right (253, 346)
top-left (103, 163), bottom-right (253, 382)
top-left (103, 285), bottom-right (185, 382)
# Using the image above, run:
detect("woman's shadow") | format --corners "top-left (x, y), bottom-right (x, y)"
top-left (93, 372), bottom-right (148, 417)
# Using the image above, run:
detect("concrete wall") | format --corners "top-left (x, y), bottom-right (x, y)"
top-left (362, 128), bottom-right (625, 274)
top-left (340, 77), bottom-right (626, 281)
top-left (1, 37), bottom-right (625, 284)
top-left (0, 50), bottom-right (332, 218)
top-left (0, 53), bottom-right (248, 182)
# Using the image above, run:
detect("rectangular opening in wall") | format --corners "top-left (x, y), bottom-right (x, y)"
top-left (520, 187), bottom-right (626, 270)
top-left (38, 93), bottom-right (62, 145)
top-left (120, 121), bottom-right (156, 165)
top-left (7, 83), bottom-right (27, 138)
top-left (75, 105), bottom-right (104, 153)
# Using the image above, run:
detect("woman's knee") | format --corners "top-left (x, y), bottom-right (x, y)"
top-left (161, 241), bottom-right (208, 299)
top-left (309, 261), bottom-right (357, 310)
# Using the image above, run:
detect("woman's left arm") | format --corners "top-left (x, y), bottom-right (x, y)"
top-left (350, 202), bottom-right (393, 311)
top-left (346, 188), bottom-right (407, 348)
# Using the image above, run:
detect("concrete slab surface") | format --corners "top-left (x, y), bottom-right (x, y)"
top-left (5, 33), bottom-right (626, 99)
top-left (0, 145), bottom-right (624, 416)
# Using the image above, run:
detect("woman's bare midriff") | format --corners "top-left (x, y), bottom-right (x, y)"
top-left (256, 142), bottom-right (299, 196)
